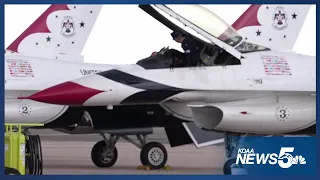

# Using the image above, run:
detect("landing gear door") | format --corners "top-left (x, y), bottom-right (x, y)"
top-left (182, 122), bottom-right (225, 148)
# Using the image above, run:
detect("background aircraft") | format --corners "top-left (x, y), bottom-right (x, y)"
top-left (5, 4), bottom-right (313, 171)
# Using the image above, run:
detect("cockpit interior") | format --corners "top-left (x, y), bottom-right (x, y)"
top-left (136, 5), bottom-right (271, 70)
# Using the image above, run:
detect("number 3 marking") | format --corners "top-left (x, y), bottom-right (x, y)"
top-left (279, 109), bottom-right (286, 118)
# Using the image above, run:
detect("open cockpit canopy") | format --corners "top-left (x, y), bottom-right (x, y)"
top-left (139, 5), bottom-right (270, 54)
top-left (136, 5), bottom-right (271, 69)
top-left (157, 5), bottom-right (243, 47)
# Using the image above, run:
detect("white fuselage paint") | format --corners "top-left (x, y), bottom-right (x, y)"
top-left (4, 48), bottom-right (316, 135)
top-left (188, 95), bottom-right (316, 134)
top-left (4, 4), bottom-right (315, 137)
top-left (5, 53), bottom-right (117, 124)
top-left (71, 51), bottom-right (315, 105)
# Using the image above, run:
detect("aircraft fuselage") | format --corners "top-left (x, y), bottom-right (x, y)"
top-left (4, 50), bottom-right (316, 136)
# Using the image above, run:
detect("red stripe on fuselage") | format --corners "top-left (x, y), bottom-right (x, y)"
top-left (19, 81), bottom-right (104, 105)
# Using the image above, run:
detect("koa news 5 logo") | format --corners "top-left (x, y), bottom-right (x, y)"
top-left (236, 147), bottom-right (306, 169)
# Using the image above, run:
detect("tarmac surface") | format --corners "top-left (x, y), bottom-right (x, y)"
top-left (34, 128), bottom-right (226, 175)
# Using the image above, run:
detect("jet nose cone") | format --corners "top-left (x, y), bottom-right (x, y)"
top-left (19, 81), bottom-right (104, 105)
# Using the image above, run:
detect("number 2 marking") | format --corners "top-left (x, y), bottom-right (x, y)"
top-left (19, 104), bottom-right (31, 116)
top-left (22, 106), bottom-right (28, 114)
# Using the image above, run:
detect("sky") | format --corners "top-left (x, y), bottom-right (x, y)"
top-left (5, 5), bottom-right (316, 65)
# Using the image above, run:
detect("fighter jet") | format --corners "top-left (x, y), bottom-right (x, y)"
top-left (6, 4), bottom-right (313, 171)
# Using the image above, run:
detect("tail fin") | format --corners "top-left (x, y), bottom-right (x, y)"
top-left (232, 5), bottom-right (311, 51)
top-left (6, 5), bottom-right (102, 60)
